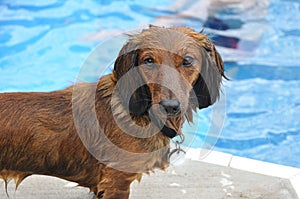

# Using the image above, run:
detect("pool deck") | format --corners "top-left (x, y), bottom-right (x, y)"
top-left (1, 149), bottom-right (299, 199)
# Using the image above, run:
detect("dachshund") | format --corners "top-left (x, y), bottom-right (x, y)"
top-left (0, 25), bottom-right (226, 198)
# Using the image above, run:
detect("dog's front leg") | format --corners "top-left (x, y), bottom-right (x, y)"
top-left (95, 168), bottom-right (140, 199)
top-left (96, 188), bottom-right (130, 199)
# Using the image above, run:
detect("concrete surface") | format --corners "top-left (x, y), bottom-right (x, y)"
top-left (131, 160), bottom-right (298, 199)
top-left (1, 149), bottom-right (299, 199)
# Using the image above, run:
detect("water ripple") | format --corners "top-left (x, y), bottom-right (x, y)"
top-left (3, 1), bottom-right (65, 11)
top-left (227, 111), bottom-right (268, 119)
top-left (0, 30), bottom-right (49, 58)
top-left (0, 10), bottom-right (95, 28)
top-left (214, 130), bottom-right (299, 150)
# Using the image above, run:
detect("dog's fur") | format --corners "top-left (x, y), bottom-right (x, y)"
top-left (0, 26), bottom-right (226, 198)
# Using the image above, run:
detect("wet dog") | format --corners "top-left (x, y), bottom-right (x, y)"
top-left (0, 25), bottom-right (225, 198)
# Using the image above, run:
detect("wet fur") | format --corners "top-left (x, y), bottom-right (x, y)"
top-left (0, 26), bottom-right (225, 198)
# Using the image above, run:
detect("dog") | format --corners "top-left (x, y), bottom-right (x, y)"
top-left (0, 25), bottom-right (226, 198)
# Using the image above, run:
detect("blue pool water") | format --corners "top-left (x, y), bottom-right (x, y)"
top-left (0, 0), bottom-right (299, 168)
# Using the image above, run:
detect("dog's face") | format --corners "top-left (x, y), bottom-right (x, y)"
top-left (114, 26), bottom-right (225, 122)
top-left (136, 51), bottom-right (202, 119)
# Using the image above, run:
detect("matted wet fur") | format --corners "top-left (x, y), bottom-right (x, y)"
top-left (0, 26), bottom-right (226, 198)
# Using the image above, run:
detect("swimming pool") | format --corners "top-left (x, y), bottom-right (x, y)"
top-left (0, 0), bottom-right (299, 168)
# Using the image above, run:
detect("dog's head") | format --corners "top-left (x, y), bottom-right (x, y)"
top-left (113, 25), bottom-right (225, 126)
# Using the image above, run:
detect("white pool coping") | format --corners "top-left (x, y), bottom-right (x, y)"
top-left (184, 148), bottom-right (300, 198)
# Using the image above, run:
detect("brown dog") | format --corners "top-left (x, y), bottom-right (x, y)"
top-left (0, 26), bottom-right (225, 198)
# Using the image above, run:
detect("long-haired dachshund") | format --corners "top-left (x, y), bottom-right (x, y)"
top-left (0, 25), bottom-right (226, 198)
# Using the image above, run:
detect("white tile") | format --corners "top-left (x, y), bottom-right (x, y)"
top-left (185, 148), bottom-right (232, 167)
top-left (184, 148), bottom-right (200, 160)
top-left (230, 156), bottom-right (300, 179)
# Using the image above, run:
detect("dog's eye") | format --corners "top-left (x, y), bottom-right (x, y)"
top-left (182, 56), bottom-right (194, 67)
top-left (143, 57), bottom-right (155, 68)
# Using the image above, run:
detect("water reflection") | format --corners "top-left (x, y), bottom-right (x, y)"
top-left (147, 0), bottom-right (270, 60)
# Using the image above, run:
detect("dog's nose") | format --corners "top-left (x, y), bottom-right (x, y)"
top-left (159, 99), bottom-right (181, 115)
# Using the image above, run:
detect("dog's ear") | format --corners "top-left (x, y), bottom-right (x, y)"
top-left (191, 37), bottom-right (226, 109)
top-left (114, 43), bottom-right (151, 116)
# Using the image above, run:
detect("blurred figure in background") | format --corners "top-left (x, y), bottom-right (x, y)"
top-left (152, 0), bottom-right (270, 61)
top-left (88, 0), bottom-right (270, 62)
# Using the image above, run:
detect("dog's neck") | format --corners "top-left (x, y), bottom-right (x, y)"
top-left (95, 74), bottom-right (174, 172)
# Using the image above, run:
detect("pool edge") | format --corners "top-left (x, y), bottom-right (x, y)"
top-left (184, 148), bottom-right (300, 198)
